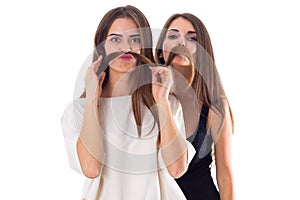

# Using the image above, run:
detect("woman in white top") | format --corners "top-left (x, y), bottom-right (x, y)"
top-left (61, 5), bottom-right (195, 200)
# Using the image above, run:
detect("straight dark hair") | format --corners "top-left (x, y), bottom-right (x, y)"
top-left (155, 13), bottom-right (234, 132)
top-left (81, 5), bottom-right (157, 136)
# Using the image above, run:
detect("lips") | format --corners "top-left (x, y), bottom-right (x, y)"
top-left (119, 54), bottom-right (134, 61)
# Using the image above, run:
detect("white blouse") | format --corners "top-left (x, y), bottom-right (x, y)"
top-left (61, 95), bottom-right (195, 200)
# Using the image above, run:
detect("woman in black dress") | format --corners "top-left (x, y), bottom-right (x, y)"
top-left (155, 13), bottom-right (235, 200)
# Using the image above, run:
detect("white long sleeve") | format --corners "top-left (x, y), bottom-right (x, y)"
top-left (61, 99), bottom-right (86, 174)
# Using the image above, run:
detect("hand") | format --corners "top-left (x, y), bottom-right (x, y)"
top-left (149, 66), bottom-right (173, 103)
top-left (85, 56), bottom-right (106, 102)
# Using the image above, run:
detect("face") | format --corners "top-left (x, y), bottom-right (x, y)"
top-left (162, 17), bottom-right (197, 66)
top-left (105, 18), bottom-right (141, 73)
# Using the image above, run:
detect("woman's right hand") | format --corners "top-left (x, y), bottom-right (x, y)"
top-left (84, 56), bottom-right (106, 102)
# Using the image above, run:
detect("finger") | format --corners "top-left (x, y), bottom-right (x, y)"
top-left (148, 66), bottom-right (158, 75)
top-left (92, 55), bottom-right (103, 72)
top-left (159, 69), bottom-right (170, 79)
top-left (85, 66), bottom-right (92, 78)
top-left (152, 68), bottom-right (167, 78)
top-left (149, 66), bottom-right (157, 82)
top-left (153, 66), bottom-right (168, 72)
top-left (155, 69), bottom-right (168, 82)
top-left (98, 72), bottom-right (106, 87)
top-left (149, 66), bottom-right (165, 72)
top-left (151, 70), bottom-right (160, 84)
top-left (148, 66), bottom-right (156, 70)
top-left (151, 70), bottom-right (157, 83)
top-left (149, 66), bottom-right (167, 84)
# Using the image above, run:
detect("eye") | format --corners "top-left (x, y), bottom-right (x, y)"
top-left (130, 37), bottom-right (141, 44)
top-left (186, 36), bottom-right (197, 42)
top-left (167, 34), bottom-right (178, 40)
top-left (110, 37), bottom-right (121, 43)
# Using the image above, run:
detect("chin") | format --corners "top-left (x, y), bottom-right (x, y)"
top-left (173, 57), bottom-right (190, 67)
top-left (110, 61), bottom-right (136, 73)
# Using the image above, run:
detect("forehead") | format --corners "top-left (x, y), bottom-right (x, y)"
top-left (168, 17), bottom-right (195, 33)
top-left (108, 18), bottom-right (139, 35)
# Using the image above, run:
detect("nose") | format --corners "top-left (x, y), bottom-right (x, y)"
top-left (178, 35), bottom-right (186, 46)
top-left (120, 40), bottom-right (132, 53)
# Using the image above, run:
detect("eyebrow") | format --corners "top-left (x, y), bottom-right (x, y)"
top-left (107, 33), bottom-right (122, 37)
top-left (129, 34), bottom-right (140, 38)
top-left (168, 29), bottom-right (197, 34)
top-left (107, 33), bottom-right (141, 37)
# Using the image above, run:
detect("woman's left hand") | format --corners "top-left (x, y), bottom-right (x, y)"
top-left (149, 66), bottom-right (173, 103)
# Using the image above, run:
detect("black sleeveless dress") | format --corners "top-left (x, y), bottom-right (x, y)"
top-left (176, 104), bottom-right (220, 200)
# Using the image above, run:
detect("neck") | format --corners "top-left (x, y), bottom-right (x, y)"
top-left (101, 69), bottom-right (132, 97)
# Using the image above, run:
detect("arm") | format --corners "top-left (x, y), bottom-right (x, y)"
top-left (61, 56), bottom-right (106, 178)
top-left (76, 57), bottom-right (106, 179)
top-left (210, 101), bottom-right (235, 199)
top-left (76, 99), bottom-right (104, 178)
top-left (157, 99), bottom-right (189, 178)
top-left (61, 97), bottom-right (104, 178)
top-left (150, 66), bottom-right (190, 178)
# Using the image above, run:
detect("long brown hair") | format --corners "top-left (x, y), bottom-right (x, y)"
top-left (94, 5), bottom-right (154, 61)
top-left (81, 5), bottom-right (157, 136)
top-left (155, 13), bottom-right (234, 132)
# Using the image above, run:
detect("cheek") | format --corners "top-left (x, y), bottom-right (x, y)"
top-left (162, 50), bottom-right (170, 62)
top-left (132, 49), bottom-right (141, 54)
top-left (162, 42), bottom-right (174, 62)
top-left (162, 40), bottom-right (175, 51)
top-left (130, 43), bottom-right (142, 53)
top-left (104, 42), bottom-right (119, 55)
top-left (187, 43), bottom-right (197, 55)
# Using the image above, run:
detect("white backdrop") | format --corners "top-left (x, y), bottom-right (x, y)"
top-left (0, 0), bottom-right (299, 199)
